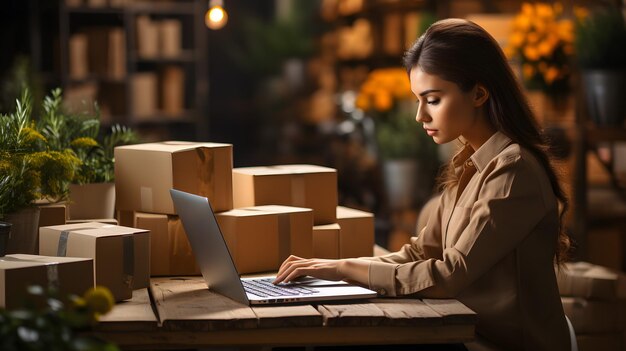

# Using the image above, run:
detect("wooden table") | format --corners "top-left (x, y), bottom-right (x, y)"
top-left (95, 277), bottom-right (477, 350)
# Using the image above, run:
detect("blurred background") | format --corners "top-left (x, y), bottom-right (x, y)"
top-left (1, 0), bottom-right (625, 267)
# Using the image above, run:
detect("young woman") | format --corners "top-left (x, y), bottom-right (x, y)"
top-left (274, 19), bottom-right (571, 351)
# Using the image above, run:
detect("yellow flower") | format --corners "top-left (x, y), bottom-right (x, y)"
top-left (536, 4), bottom-right (554, 19)
top-left (523, 46), bottom-right (540, 61)
top-left (355, 94), bottom-right (370, 111)
top-left (71, 137), bottom-right (99, 149)
top-left (557, 20), bottom-right (574, 43)
top-left (374, 91), bottom-right (393, 112)
top-left (526, 32), bottom-right (540, 44)
top-left (84, 286), bottom-right (114, 317)
top-left (544, 66), bottom-right (559, 84)
top-left (509, 32), bottom-right (525, 48)
top-left (521, 3), bottom-right (534, 17)
top-left (537, 40), bottom-right (554, 57)
top-left (514, 15), bottom-right (532, 31)
top-left (574, 6), bottom-right (589, 21)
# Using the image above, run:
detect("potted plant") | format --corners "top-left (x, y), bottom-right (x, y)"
top-left (356, 68), bottom-right (439, 209)
top-left (0, 90), bottom-right (80, 254)
top-left (506, 2), bottom-right (575, 123)
top-left (35, 88), bottom-right (138, 220)
top-left (574, 7), bottom-right (626, 126)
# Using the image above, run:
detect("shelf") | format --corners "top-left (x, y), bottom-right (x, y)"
top-left (67, 75), bottom-right (126, 85)
top-left (130, 113), bottom-right (197, 126)
top-left (64, 6), bottom-right (125, 15)
top-left (127, 2), bottom-right (196, 15)
top-left (64, 2), bottom-right (196, 15)
top-left (130, 50), bottom-right (197, 64)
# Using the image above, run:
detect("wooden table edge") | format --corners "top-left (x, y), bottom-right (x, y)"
top-left (95, 324), bottom-right (475, 349)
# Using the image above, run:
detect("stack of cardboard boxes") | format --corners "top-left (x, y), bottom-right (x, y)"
top-left (558, 261), bottom-right (626, 351)
top-left (1, 140), bottom-right (376, 307)
top-left (114, 142), bottom-right (375, 275)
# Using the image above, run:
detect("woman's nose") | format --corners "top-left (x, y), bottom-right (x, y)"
top-left (415, 105), bottom-right (429, 123)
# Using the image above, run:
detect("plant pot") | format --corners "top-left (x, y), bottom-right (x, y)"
top-left (0, 221), bottom-right (12, 257)
top-left (382, 159), bottom-right (420, 210)
top-left (5, 207), bottom-right (41, 255)
top-left (68, 182), bottom-right (116, 220)
top-left (582, 70), bottom-right (626, 126)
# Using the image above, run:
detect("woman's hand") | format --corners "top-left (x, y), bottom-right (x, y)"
top-left (273, 255), bottom-right (370, 287)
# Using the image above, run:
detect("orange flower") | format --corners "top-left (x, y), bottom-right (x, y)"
top-left (374, 91), bottom-right (393, 112)
top-left (523, 46), bottom-right (541, 61)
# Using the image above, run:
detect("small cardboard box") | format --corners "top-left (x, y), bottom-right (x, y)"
top-left (115, 141), bottom-right (233, 215)
top-left (215, 209), bottom-right (278, 274)
top-left (557, 261), bottom-right (626, 300)
top-left (233, 164), bottom-right (338, 225)
top-left (561, 297), bottom-right (625, 333)
top-left (312, 224), bottom-right (340, 259)
top-left (240, 205), bottom-right (313, 261)
top-left (39, 222), bottom-right (150, 302)
top-left (336, 206), bottom-right (374, 258)
top-left (215, 208), bottom-right (300, 274)
top-left (0, 254), bottom-right (93, 309)
top-left (134, 212), bottom-right (200, 276)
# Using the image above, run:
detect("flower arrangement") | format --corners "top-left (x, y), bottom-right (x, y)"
top-left (0, 285), bottom-right (118, 351)
top-left (0, 90), bottom-right (80, 218)
top-left (356, 68), bottom-right (436, 160)
top-left (506, 2), bottom-right (575, 94)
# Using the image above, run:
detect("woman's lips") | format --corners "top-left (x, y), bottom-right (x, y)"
top-left (424, 128), bottom-right (437, 136)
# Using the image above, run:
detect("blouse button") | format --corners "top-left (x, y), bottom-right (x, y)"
top-left (466, 160), bottom-right (474, 168)
top-left (377, 288), bottom-right (387, 296)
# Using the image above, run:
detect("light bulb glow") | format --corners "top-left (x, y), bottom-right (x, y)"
top-left (205, 5), bottom-right (228, 30)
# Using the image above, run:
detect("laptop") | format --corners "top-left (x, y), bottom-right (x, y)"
top-left (170, 189), bottom-right (378, 305)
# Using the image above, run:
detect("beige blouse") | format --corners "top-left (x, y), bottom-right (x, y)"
top-left (364, 132), bottom-right (570, 351)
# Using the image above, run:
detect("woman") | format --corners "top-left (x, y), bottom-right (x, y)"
top-left (274, 19), bottom-right (571, 351)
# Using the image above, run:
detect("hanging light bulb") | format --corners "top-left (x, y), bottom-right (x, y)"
top-left (206, 0), bottom-right (228, 30)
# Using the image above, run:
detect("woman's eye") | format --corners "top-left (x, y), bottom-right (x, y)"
top-left (427, 99), bottom-right (439, 105)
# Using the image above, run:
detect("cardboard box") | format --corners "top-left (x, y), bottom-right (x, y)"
top-left (117, 210), bottom-right (134, 227)
top-left (216, 209), bottom-right (279, 274)
top-left (161, 65), bottom-right (184, 116)
top-left (38, 203), bottom-right (66, 228)
top-left (233, 164), bottom-right (338, 225)
top-left (115, 142), bottom-right (233, 215)
top-left (134, 212), bottom-right (200, 276)
top-left (557, 261), bottom-right (626, 300)
top-left (39, 222), bottom-right (150, 302)
top-left (336, 206), bottom-right (374, 258)
top-left (561, 297), bottom-right (625, 333)
top-left (312, 223), bottom-right (340, 259)
top-left (0, 254), bottom-right (93, 309)
top-left (240, 205), bottom-right (313, 261)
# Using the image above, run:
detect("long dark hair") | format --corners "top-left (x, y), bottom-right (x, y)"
top-left (403, 18), bottom-right (570, 264)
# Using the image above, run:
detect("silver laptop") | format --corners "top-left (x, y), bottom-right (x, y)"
top-left (170, 189), bottom-right (378, 305)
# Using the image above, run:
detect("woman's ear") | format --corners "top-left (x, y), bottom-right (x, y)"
top-left (473, 84), bottom-right (489, 107)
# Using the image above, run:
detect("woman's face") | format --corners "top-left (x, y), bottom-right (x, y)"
top-left (409, 66), bottom-right (483, 145)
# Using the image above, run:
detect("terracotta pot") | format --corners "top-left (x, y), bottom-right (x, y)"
top-left (4, 207), bottom-right (41, 254)
top-left (68, 182), bottom-right (115, 220)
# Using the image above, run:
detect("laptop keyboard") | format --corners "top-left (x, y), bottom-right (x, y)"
top-left (242, 278), bottom-right (319, 298)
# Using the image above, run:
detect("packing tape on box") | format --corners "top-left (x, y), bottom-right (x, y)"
top-left (57, 227), bottom-right (100, 256)
top-left (291, 174), bottom-right (306, 207)
top-left (195, 147), bottom-right (215, 199)
top-left (123, 235), bottom-right (135, 289)
top-left (277, 213), bottom-right (292, 261)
